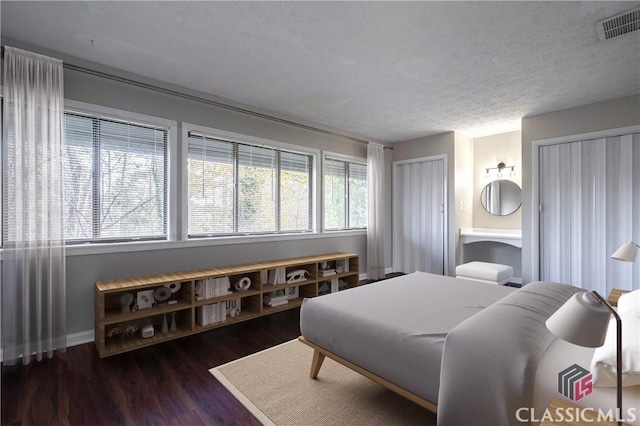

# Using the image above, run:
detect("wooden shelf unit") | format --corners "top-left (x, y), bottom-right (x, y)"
top-left (95, 252), bottom-right (359, 357)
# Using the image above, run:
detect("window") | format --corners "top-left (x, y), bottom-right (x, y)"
top-left (324, 157), bottom-right (367, 230)
top-left (187, 132), bottom-right (313, 237)
top-left (63, 112), bottom-right (168, 243)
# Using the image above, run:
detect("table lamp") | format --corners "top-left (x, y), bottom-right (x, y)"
top-left (546, 291), bottom-right (622, 425)
top-left (611, 242), bottom-right (639, 263)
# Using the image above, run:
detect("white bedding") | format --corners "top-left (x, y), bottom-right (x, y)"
top-left (300, 272), bottom-right (515, 404)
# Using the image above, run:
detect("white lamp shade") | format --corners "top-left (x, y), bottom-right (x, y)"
top-left (611, 242), bottom-right (639, 262)
top-left (545, 292), bottom-right (611, 348)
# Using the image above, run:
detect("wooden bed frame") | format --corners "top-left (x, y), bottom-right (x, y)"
top-left (298, 336), bottom-right (438, 413)
top-left (298, 288), bottom-right (628, 417)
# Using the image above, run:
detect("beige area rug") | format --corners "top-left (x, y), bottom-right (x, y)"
top-left (210, 339), bottom-right (437, 426)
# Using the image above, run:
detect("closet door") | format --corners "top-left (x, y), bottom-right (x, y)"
top-left (539, 133), bottom-right (640, 294)
top-left (393, 156), bottom-right (445, 274)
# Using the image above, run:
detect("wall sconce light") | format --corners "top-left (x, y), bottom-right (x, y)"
top-left (484, 162), bottom-right (516, 179)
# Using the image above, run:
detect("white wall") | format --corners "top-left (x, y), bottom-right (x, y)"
top-left (473, 131), bottom-right (522, 229)
top-left (521, 94), bottom-right (640, 284)
top-left (454, 132), bottom-right (473, 267)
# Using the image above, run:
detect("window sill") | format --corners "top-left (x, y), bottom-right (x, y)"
top-left (63, 229), bottom-right (366, 257)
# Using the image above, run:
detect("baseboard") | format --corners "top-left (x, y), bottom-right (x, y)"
top-left (67, 329), bottom-right (95, 347)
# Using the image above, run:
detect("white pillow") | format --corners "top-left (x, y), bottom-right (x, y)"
top-left (618, 289), bottom-right (640, 317)
top-left (590, 290), bottom-right (640, 388)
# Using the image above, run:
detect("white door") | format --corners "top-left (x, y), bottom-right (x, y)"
top-left (539, 132), bottom-right (640, 294)
top-left (393, 156), bottom-right (446, 274)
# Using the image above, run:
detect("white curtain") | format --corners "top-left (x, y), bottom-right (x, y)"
top-left (2, 46), bottom-right (66, 364)
top-left (393, 157), bottom-right (445, 274)
top-left (539, 133), bottom-right (640, 295)
top-left (367, 143), bottom-right (386, 280)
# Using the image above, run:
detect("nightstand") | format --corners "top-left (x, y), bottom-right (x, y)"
top-left (541, 397), bottom-right (631, 426)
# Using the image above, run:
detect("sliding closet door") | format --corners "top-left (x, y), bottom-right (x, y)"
top-left (539, 133), bottom-right (640, 293)
top-left (393, 157), bottom-right (445, 274)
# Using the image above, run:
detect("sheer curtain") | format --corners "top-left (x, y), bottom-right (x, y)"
top-left (2, 46), bottom-right (66, 364)
top-left (367, 143), bottom-right (386, 280)
top-left (393, 157), bottom-right (445, 274)
top-left (539, 133), bottom-right (640, 295)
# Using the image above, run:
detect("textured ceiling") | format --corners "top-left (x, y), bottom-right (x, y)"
top-left (2, 1), bottom-right (639, 142)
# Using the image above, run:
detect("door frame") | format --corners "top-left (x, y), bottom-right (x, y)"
top-left (392, 154), bottom-right (448, 274)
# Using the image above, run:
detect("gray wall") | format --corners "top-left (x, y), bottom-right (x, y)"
top-left (521, 94), bottom-right (640, 284)
top-left (3, 39), bottom-right (380, 336)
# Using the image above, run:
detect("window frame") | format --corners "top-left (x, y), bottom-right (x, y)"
top-left (62, 100), bottom-right (178, 244)
top-left (181, 123), bottom-right (320, 240)
top-left (322, 152), bottom-right (368, 232)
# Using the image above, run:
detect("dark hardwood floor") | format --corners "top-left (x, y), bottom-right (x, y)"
top-left (2, 309), bottom-right (301, 426)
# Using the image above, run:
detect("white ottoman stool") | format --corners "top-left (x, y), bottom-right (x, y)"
top-left (456, 261), bottom-right (513, 285)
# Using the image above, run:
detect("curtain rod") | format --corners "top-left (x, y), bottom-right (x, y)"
top-left (61, 62), bottom-right (392, 150)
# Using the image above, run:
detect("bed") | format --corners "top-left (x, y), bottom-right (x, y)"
top-left (299, 272), bottom-right (640, 425)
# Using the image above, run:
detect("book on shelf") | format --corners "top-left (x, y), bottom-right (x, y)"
top-left (196, 277), bottom-right (233, 300)
top-left (196, 301), bottom-right (228, 326)
top-left (267, 267), bottom-right (287, 285)
top-left (264, 293), bottom-right (288, 306)
top-left (320, 269), bottom-right (336, 277)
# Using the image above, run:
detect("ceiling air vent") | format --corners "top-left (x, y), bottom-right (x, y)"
top-left (597, 7), bottom-right (640, 42)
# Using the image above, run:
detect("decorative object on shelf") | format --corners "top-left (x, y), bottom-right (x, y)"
top-left (483, 162), bottom-right (516, 179)
top-left (234, 277), bottom-right (252, 291)
top-left (168, 282), bottom-right (181, 304)
top-left (107, 323), bottom-right (138, 340)
top-left (336, 265), bottom-right (344, 274)
top-left (141, 324), bottom-right (154, 338)
top-left (611, 241), bottom-right (639, 263)
top-left (136, 289), bottom-right (155, 310)
top-left (153, 286), bottom-right (171, 305)
top-left (285, 286), bottom-right (299, 300)
top-left (161, 313), bottom-right (169, 333)
top-left (320, 261), bottom-right (328, 270)
top-left (286, 269), bottom-right (309, 283)
top-left (226, 298), bottom-right (242, 317)
top-left (169, 312), bottom-right (177, 332)
top-left (119, 293), bottom-right (134, 314)
top-left (546, 291), bottom-right (622, 426)
top-left (318, 282), bottom-right (330, 295)
top-left (339, 280), bottom-right (350, 291)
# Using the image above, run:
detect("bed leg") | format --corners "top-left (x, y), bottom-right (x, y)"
top-left (310, 349), bottom-right (326, 379)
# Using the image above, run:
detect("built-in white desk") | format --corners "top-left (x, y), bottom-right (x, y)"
top-left (459, 228), bottom-right (522, 284)
top-left (459, 228), bottom-right (522, 248)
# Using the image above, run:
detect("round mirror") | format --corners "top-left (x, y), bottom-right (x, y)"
top-left (480, 180), bottom-right (522, 216)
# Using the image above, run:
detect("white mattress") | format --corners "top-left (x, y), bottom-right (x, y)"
top-left (299, 271), bottom-right (515, 404)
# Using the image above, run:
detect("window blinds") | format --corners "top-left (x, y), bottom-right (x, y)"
top-left (324, 158), bottom-right (367, 230)
top-left (187, 132), bottom-right (313, 237)
top-left (63, 112), bottom-right (168, 242)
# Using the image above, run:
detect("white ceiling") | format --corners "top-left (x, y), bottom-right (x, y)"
top-left (2, 1), bottom-right (639, 142)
